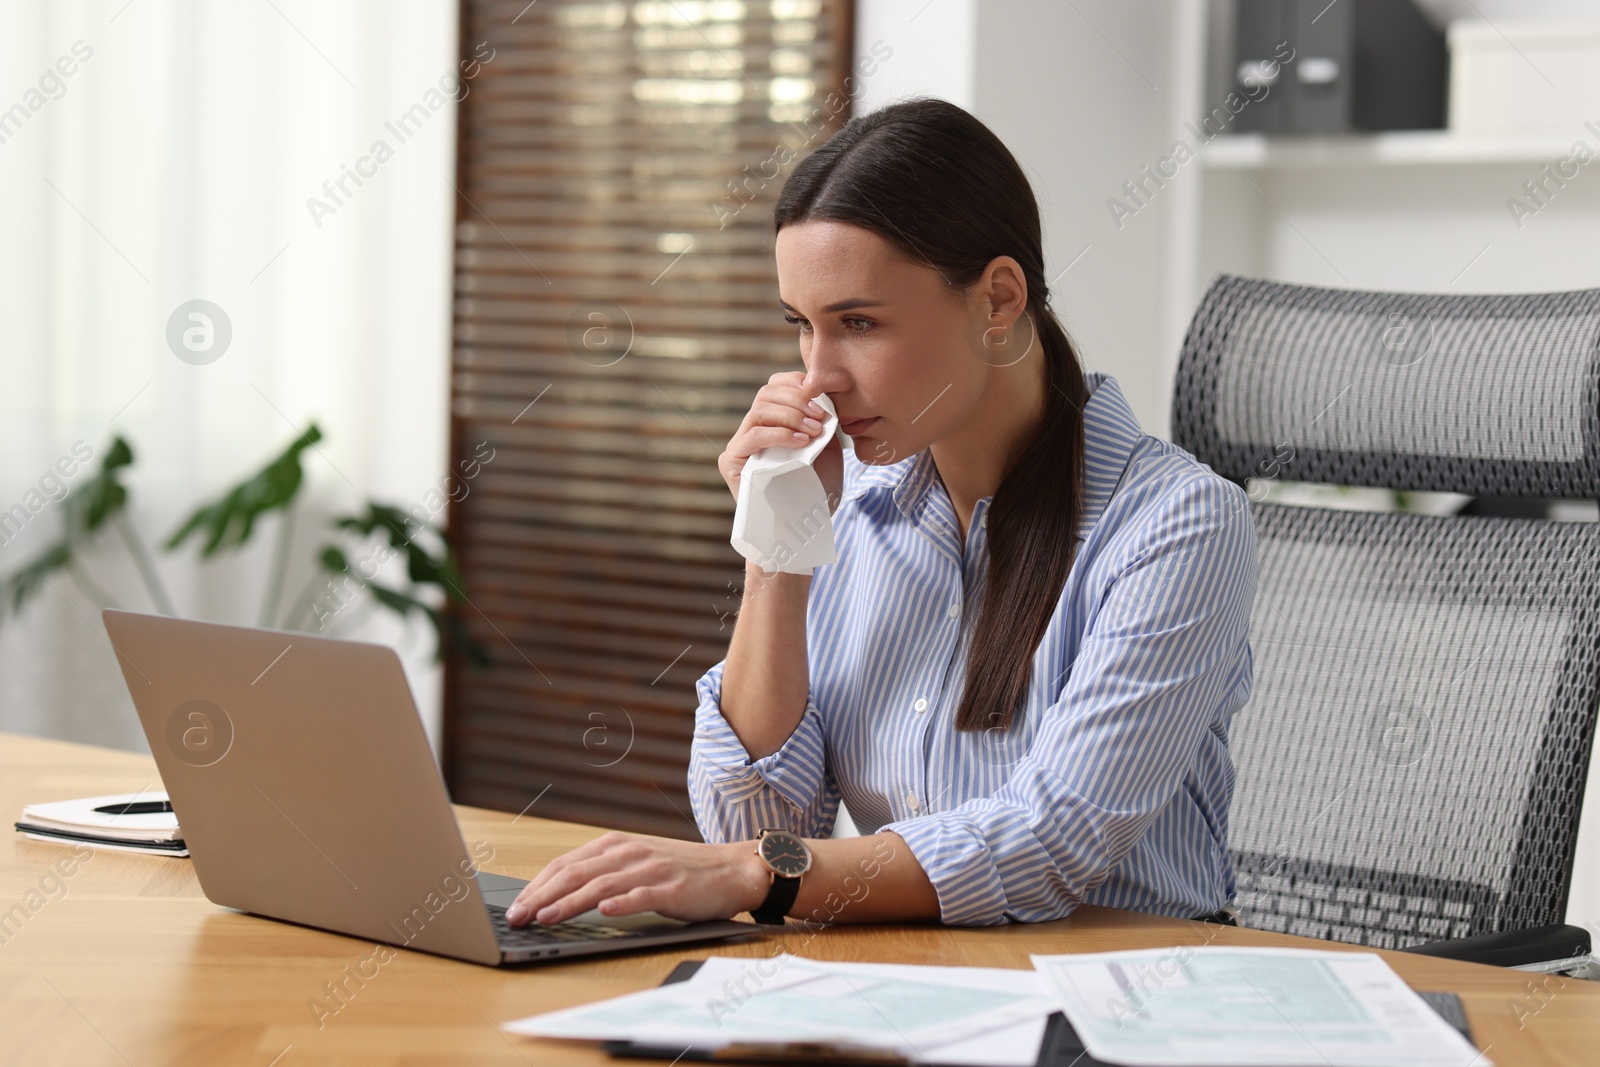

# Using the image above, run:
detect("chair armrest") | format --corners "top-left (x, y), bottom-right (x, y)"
top-left (1400, 923), bottom-right (1592, 968)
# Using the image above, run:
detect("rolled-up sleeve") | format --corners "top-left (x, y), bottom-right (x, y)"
top-left (688, 659), bottom-right (842, 843)
top-left (881, 474), bottom-right (1257, 926)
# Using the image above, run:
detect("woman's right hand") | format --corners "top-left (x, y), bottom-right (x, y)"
top-left (719, 371), bottom-right (844, 514)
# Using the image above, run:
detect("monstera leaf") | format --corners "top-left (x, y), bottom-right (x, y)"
top-left (165, 424), bottom-right (323, 557)
top-left (1, 437), bottom-right (136, 619)
top-left (313, 541), bottom-right (488, 667)
top-left (332, 503), bottom-right (463, 589)
top-left (4, 542), bottom-right (72, 615)
top-left (67, 436), bottom-right (134, 535)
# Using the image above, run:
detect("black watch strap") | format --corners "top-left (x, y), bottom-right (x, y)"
top-left (752, 871), bottom-right (801, 925)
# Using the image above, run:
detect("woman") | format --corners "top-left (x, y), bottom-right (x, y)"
top-left (506, 98), bottom-right (1256, 930)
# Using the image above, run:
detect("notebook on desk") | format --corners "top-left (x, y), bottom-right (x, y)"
top-left (601, 959), bottom-right (1476, 1067)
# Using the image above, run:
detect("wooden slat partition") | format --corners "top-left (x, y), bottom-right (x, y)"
top-left (444, 0), bottom-right (855, 838)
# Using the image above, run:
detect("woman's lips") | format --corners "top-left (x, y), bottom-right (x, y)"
top-left (839, 416), bottom-right (880, 435)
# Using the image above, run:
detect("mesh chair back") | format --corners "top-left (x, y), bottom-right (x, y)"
top-left (1173, 276), bottom-right (1600, 498)
top-left (1171, 275), bottom-right (1600, 948)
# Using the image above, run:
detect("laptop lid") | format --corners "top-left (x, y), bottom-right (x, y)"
top-left (102, 609), bottom-right (504, 965)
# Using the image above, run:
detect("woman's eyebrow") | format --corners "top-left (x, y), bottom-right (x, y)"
top-left (779, 298), bottom-right (887, 314)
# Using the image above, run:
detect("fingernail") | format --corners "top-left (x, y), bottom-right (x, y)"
top-left (792, 431), bottom-right (808, 441)
top-left (802, 417), bottom-right (821, 432)
top-left (536, 905), bottom-right (558, 924)
top-left (506, 903), bottom-right (526, 923)
top-left (807, 401), bottom-right (824, 416)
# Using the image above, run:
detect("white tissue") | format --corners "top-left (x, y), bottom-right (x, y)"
top-left (730, 392), bottom-right (849, 575)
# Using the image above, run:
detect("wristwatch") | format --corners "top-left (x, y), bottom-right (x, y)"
top-left (750, 828), bottom-right (812, 924)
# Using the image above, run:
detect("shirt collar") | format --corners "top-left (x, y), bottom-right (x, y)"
top-left (840, 371), bottom-right (1144, 541)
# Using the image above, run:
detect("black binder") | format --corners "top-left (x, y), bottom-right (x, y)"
top-left (1231, 0), bottom-right (1447, 134)
top-left (601, 958), bottom-right (1476, 1066)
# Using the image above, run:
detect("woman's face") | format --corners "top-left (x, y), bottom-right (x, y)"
top-left (775, 219), bottom-right (1009, 466)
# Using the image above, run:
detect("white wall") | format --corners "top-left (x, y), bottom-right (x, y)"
top-left (856, 0), bottom-right (1204, 433)
top-left (856, 0), bottom-right (976, 109)
top-left (1199, 162), bottom-right (1600, 294)
top-left (971, 0), bottom-right (1204, 434)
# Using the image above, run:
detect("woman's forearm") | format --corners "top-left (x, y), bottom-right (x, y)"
top-left (722, 831), bottom-right (942, 924)
top-left (718, 560), bottom-right (813, 760)
top-left (796, 832), bottom-right (941, 923)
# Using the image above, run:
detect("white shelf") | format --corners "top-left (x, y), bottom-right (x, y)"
top-left (1201, 130), bottom-right (1582, 170)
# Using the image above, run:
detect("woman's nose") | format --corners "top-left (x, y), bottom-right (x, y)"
top-left (801, 361), bottom-right (848, 400)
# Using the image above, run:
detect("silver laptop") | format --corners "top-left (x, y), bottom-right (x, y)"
top-left (102, 609), bottom-right (759, 965)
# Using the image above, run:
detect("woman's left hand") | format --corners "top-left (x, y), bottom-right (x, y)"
top-left (504, 831), bottom-right (769, 927)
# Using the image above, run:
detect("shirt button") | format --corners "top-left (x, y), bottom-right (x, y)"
top-left (946, 602), bottom-right (960, 619)
top-left (905, 793), bottom-right (921, 811)
top-left (913, 697), bottom-right (929, 713)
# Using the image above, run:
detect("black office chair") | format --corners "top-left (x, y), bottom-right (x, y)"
top-left (1171, 275), bottom-right (1599, 971)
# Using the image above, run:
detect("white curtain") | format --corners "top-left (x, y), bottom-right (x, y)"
top-left (0, 0), bottom-right (460, 756)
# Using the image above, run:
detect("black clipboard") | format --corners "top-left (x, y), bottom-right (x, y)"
top-left (601, 959), bottom-right (1477, 1066)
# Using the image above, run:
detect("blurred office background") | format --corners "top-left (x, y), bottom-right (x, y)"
top-left (2, 0), bottom-right (1597, 930)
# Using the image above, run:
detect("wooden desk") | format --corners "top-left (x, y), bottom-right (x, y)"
top-left (1, 731), bottom-right (1594, 1066)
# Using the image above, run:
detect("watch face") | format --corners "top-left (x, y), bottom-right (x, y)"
top-left (759, 830), bottom-right (812, 878)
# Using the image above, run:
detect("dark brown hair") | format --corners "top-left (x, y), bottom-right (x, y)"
top-left (773, 97), bottom-right (1089, 733)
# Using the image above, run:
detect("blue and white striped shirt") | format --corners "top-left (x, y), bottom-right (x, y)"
top-left (688, 372), bottom-right (1257, 925)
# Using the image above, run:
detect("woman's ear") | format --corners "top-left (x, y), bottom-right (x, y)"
top-left (978, 255), bottom-right (1029, 329)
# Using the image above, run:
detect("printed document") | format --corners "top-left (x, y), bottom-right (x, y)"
top-left (504, 951), bottom-right (1057, 1062)
top-left (1031, 946), bottom-right (1490, 1067)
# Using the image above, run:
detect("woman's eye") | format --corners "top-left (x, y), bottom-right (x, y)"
top-left (842, 317), bottom-right (873, 333)
top-left (783, 314), bottom-right (811, 334)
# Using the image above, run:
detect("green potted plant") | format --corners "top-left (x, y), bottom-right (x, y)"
top-left (1, 424), bottom-right (489, 667)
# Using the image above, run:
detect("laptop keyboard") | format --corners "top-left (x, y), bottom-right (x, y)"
top-left (487, 904), bottom-right (643, 947)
